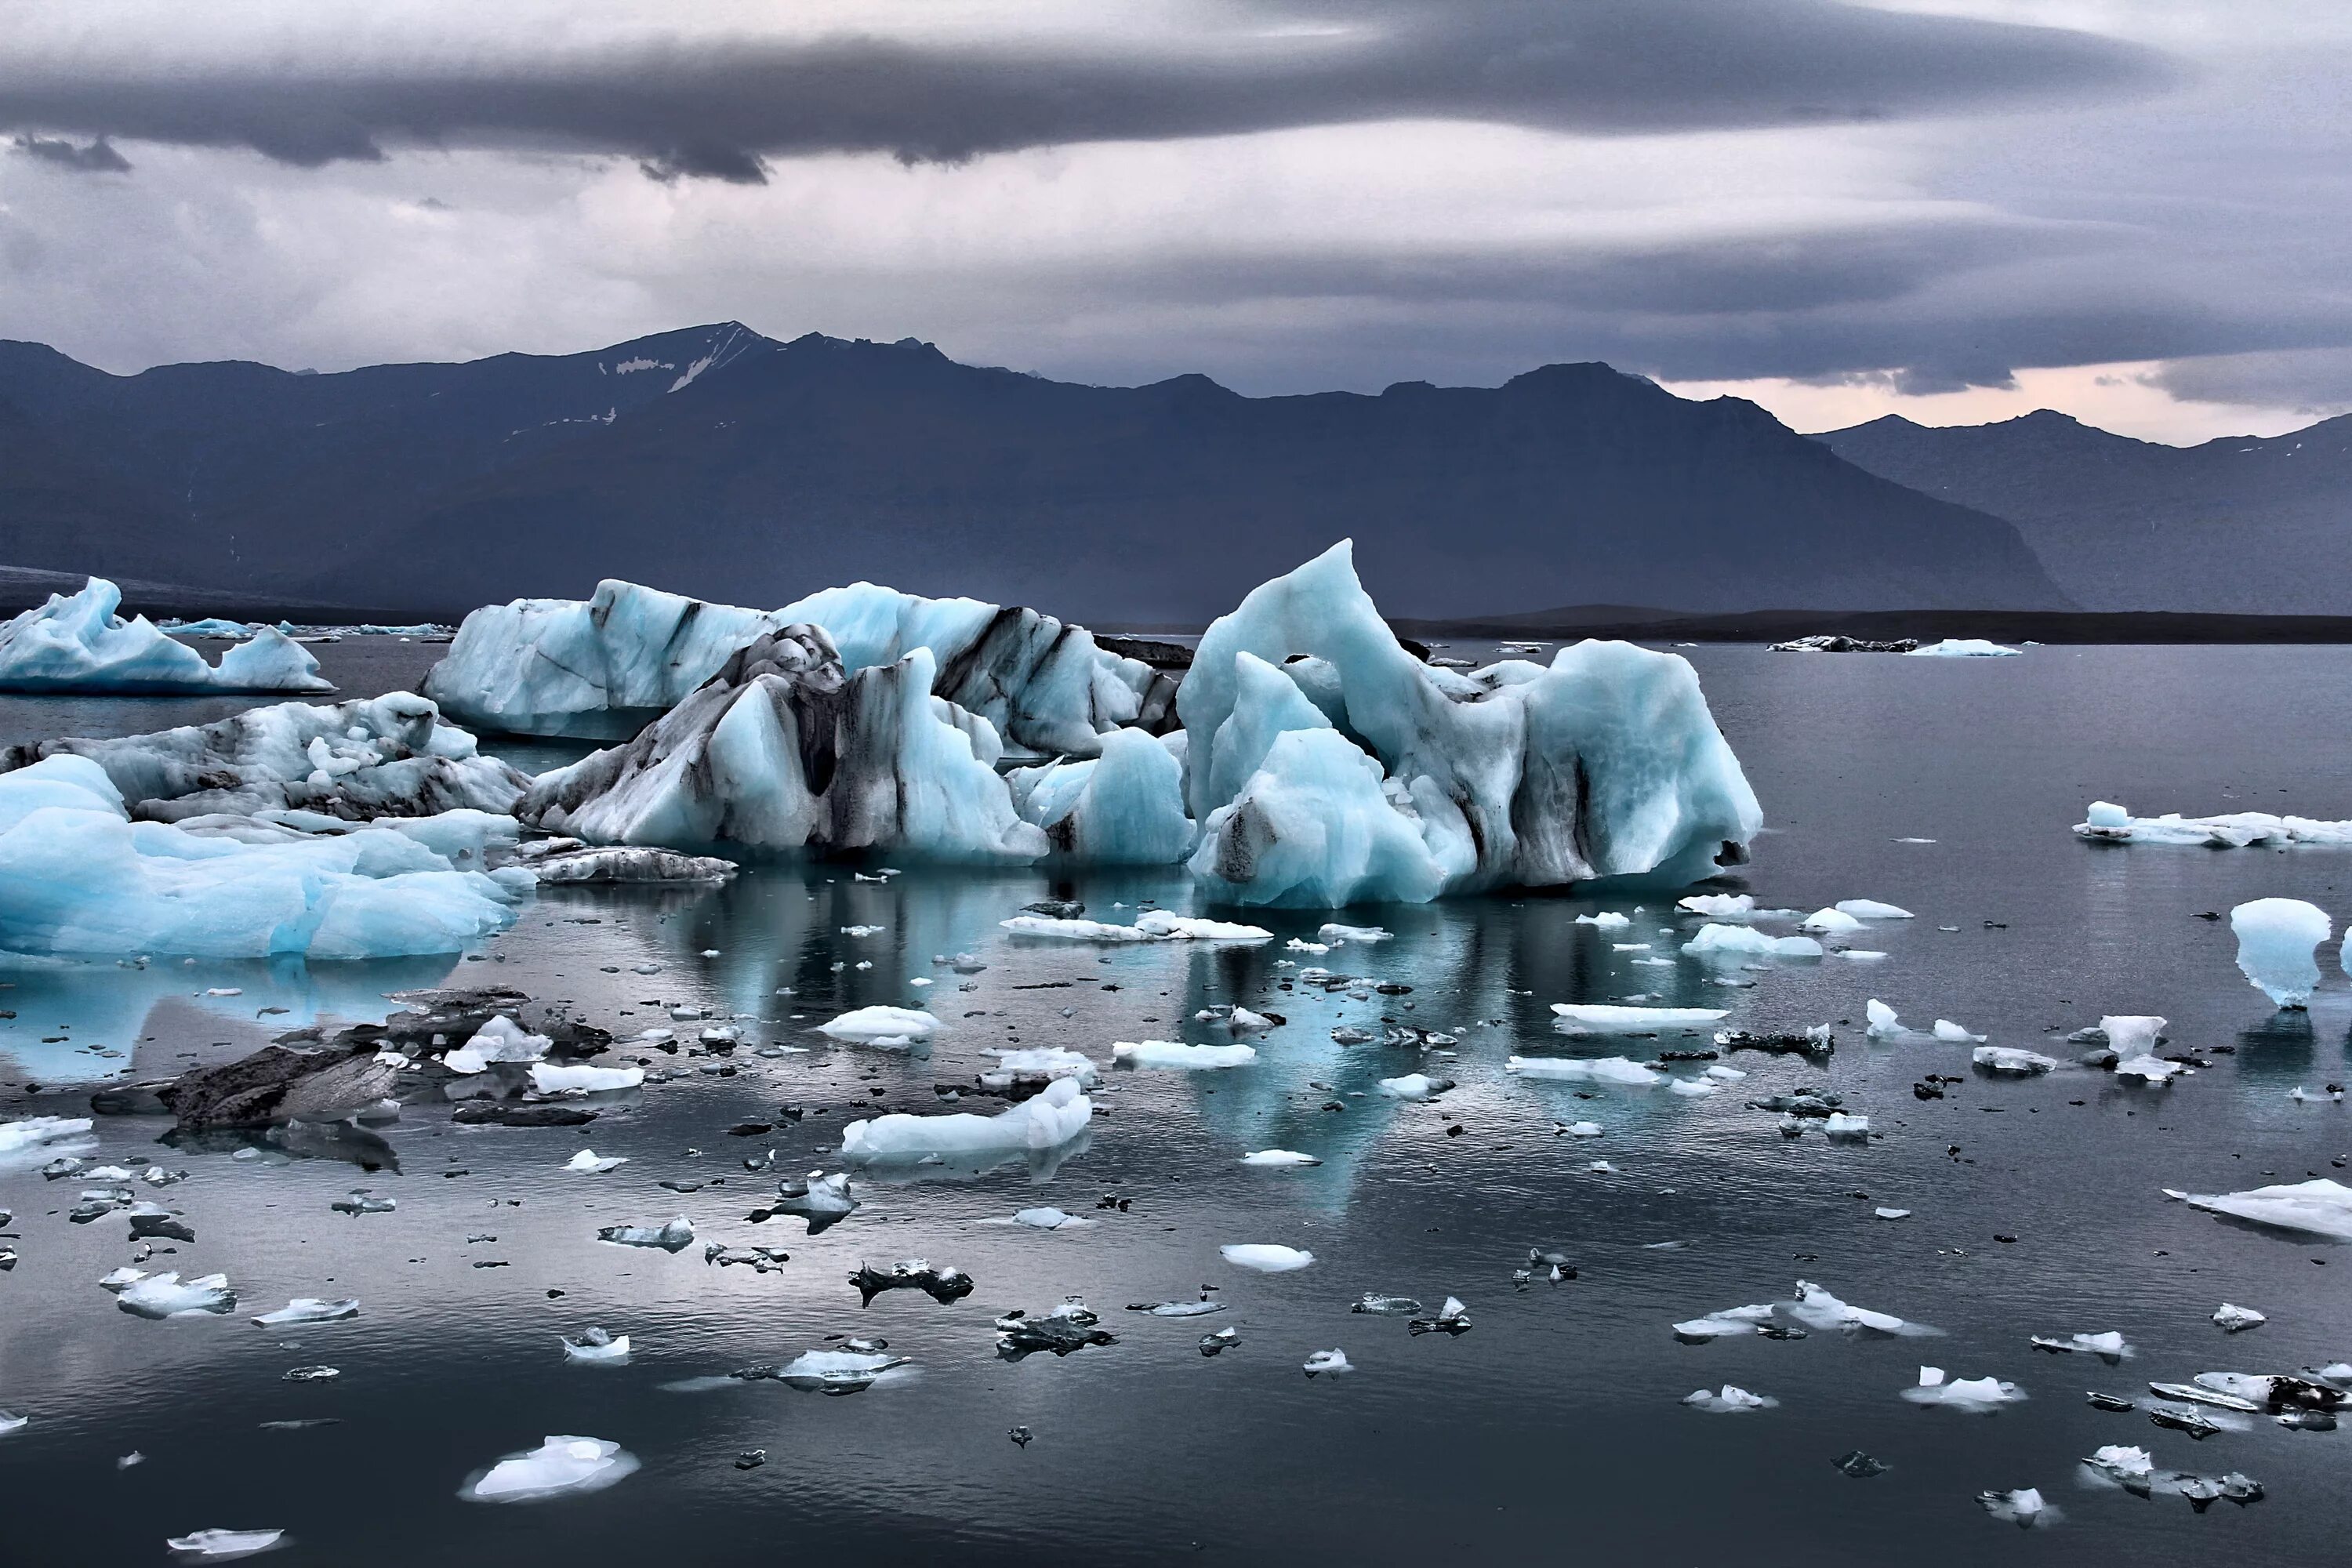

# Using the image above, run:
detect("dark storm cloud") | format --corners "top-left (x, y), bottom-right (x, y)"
top-left (0, 0), bottom-right (2169, 177)
top-left (9, 134), bottom-right (131, 172)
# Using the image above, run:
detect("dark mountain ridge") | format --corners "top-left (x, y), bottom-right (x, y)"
top-left (0, 325), bottom-right (2069, 621)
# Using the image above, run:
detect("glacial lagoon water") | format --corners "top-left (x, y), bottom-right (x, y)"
top-left (4, 639), bottom-right (2351, 1565)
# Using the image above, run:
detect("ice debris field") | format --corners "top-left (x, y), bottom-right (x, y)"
top-left (2, 553), bottom-right (2350, 1563)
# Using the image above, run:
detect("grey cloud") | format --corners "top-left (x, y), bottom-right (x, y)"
top-left (0, 1), bottom-right (2170, 176)
top-left (10, 134), bottom-right (130, 172)
top-left (2148, 347), bottom-right (2352, 413)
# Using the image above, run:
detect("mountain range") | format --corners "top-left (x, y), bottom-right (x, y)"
top-left (0, 325), bottom-right (2070, 622)
top-left (1817, 409), bottom-right (2352, 614)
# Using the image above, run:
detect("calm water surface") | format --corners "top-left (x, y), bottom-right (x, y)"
top-left (3, 641), bottom-right (2350, 1566)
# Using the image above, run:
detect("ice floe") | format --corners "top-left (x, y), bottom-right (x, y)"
top-left (842, 1076), bottom-right (1090, 1162)
top-left (460, 1436), bottom-right (640, 1502)
top-left (250, 1298), bottom-right (358, 1325)
top-left (1904, 638), bottom-right (2018, 658)
top-left (818, 1006), bottom-right (946, 1044)
top-left (1683, 1385), bottom-right (1776, 1413)
top-left (1786, 1281), bottom-right (1939, 1337)
top-left (1549, 1004), bottom-right (1728, 1035)
top-left (1683, 924), bottom-right (1821, 960)
top-left (1902, 1366), bottom-right (2026, 1411)
top-left (2077, 799), bottom-right (2352, 848)
top-left (1506, 1055), bottom-right (1663, 1086)
top-left (2230, 898), bottom-right (2329, 1007)
top-left (114, 1272), bottom-right (236, 1319)
top-left (1221, 1243), bottom-right (1314, 1272)
top-left (164, 1527), bottom-right (288, 1559)
top-left (1241, 1149), bottom-right (1321, 1168)
top-left (978, 1047), bottom-right (1099, 1090)
top-left (597, 1218), bottom-right (694, 1252)
top-left (1973, 1045), bottom-right (2059, 1076)
top-left (0, 579), bottom-right (329, 695)
top-left (775, 1348), bottom-right (910, 1392)
top-left (1112, 1040), bottom-right (1256, 1069)
top-left (2164, 1178), bottom-right (2352, 1240)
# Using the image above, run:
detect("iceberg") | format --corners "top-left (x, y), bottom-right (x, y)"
top-left (2075, 800), bottom-right (2352, 848)
top-left (842, 1076), bottom-right (1091, 1162)
top-left (2210, 1302), bottom-right (2267, 1332)
top-left (1683, 924), bottom-right (1821, 960)
top-left (1112, 1040), bottom-right (1257, 1069)
top-left (460, 1436), bottom-right (640, 1503)
top-left (1221, 1243), bottom-right (1314, 1272)
top-left (2163, 1178), bottom-right (2352, 1240)
top-left (1177, 543), bottom-right (1759, 903)
top-left (115, 1272), bottom-right (236, 1319)
top-left (1902, 1366), bottom-right (2026, 1410)
top-left (2230, 898), bottom-right (2330, 1007)
top-left (1007, 729), bottom-right (1193, 862)
top-left (423, 578), bottom-right (1172, 753)
top-left (0, 756), bottom-right (524, 960)
top-left (0, 578), bottom-right (331, 695)
top-left (1903, 638), bottom-right (2019, 659)
top-left (1549, 1003), bottom-right (1728, 1035)
top-left (0, 695), bottom-right (526, 822)
top-left (1506, 1055), bottom-right (1664, 1086)
top-left (518, 626), bottom-right (1046, 864)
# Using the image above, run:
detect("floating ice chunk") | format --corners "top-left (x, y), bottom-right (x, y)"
top-left (0, 756), bottom-right (523, 959)
top-left (1002, 1207), bottom-right (1091, 1230)
top-left (0, 578), bottom-right (329, 694)
top-left (597, 1218), bottom-right (694, 1252)
top-left (1131, 1298), bottom-right (1228, 1318)
top-left (2082, 1445), bottom-right (2154, 1485)
top-left (1111, 1040), bottom-right (1257, 1069)
top-left (1, 1411), bottom-right (27, 1437)
top-left (529, 1062), bottom-right (644, 1094)
top-left (1864, 1000), bottom-right (1901, 1038)
top-left (1674, 1304), bottom-right (1778, 1340)
top-left (1799, 908), bottom-right (1862, 935)
top-left (561, 1328), bottom-right (632, 1363)
top-left (1678, 893), bottom-right (1755, 918)
top-left (564, 1149), bottom-right (627, 1174)
top-left (1904, 638), bottom-right (2018, 658)
top-left (2074, 800), bottom-right (2352, 848)
top-left (1976, 1488), bottom-right (2056, 1527)
top-left (1506, 1055), bottom-right (1663, 1086)
top-left (1932, 1019), bottom-right (1984, 1042)
top-left (1560, 1120), bottom-right (1604, 1138)
top-left (1319, 923), bottom-right (1391, 942)
top-left (1669, 1077), bottom-right (1717, 1098)
top-left (819, 1006), bottom-right (945, 1043)
top-left (1408, 1298), bottom-right (1472, 1336)
top-left (165, 1527), bottom-right (288, 1559)
top-left (442, 1014), bottom-right (551, 1074)
top-left (2231, 898), bottom-right (2330, 1007)
top-left (978, 1047), bottom-right (1099, 1090)
top-left (460, 1435), bottom-right (640, 1503)
top-left (117, 1272), bottom-right (236, 1319)
top-left (2031, 1330), bottom-right (2129, 1359)
top-left (1548, 1004), bottom-right (1728, 1035)
top-left (2164, 1180), bottom-right (2352, 1240)
top-left (1285, 938), bottom-right (1330, 953)
top-left (1575, 911), bottom-right (1633, 930)
top-left (776, 1348), bottom-right (910, 1392)
top-left (1786, 1281), bottom-right (1937, 1337)
top-left (2212, 1302), bottom-right (2268, 1331)
top-left (1823, 1112), bottom-right (1871, 1139)
top-left (1302, 1348), bottom-right (1352, 1377)
top-left (2114, 1054), bottom-right (2181, 1085)
top-left (1377, 1073), bottom-right (1452, 1100)
top-left (1903, 1365), bottom-right (2026, 1410)
top-left (1007, 728), bottom-right (1195, 863)
top-left (1974, 1045), bottom-right (2059, 1075)
top-left (1241, 1149), bottom-right (1322, 1168)
top-left (1134, 910), bottom-right (1273, 941)
top-left (999, 915), bottom-right (1156, 942)
top-left (1684, 1385), bottom-right (1776, 1413)
top-left (251, 1298), bottom-right (358, 1325)
top-left (1228, 1007), bottom-right (1278, 1030)
top-left (842, 1076), bottom-right (1090, 1161)
top-left (1221, 1243), bottom-right (1314, 1273)
top-left (330, 1189), bottom-right (395, 1216)
top-left (1683, 924), bottom-right (1821, 960)
top-left (1875, 1207), bottom-right (1911, 1220)
top-left (0, 1114), bottom-right (96, 1162)
top-left (1836, 899), bottom-right (1913, 919)
top-left (2100, 1015), bottom-right (2165, 1055)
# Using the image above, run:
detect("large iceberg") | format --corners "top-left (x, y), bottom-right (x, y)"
top-left (1007, 728), bottom-right (1194, 862)
top-left (1176, 543), bottom-right (1759, 904)
top-left (0, 578), bottom-right (331, 694)
top-left (423, 578), bottom-right (1172, 753)
top-left (517, 626), bottom-right (1047, 864)
top-left (0, 755), bottom-right (524, 959)
top-left (2230, 898), bottom-right (2330, 1007)
top-left (0, 694), bottom-right (526, 822)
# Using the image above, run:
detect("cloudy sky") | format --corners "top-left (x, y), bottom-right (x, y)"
top-left (2, 0), bottom-right (2344, 442)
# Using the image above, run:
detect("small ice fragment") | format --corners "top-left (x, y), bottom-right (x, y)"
top-left (1824, 1112), bottom-right (1871, 1139)
top-left (1799, 908), bottom-right (1862, 935)
top-left (2230, 898), bottom-right (2330, 1007)
top-left (561, 1327), bottom-right (632, 1363)
top-left (1574, 911), bottom-right (1632, 930)
top-left (564, 1149), bottom-right (626, 1174)
top-left (1351, 1294), bottom-right (1421, 1315)
top-left (2212, 1302), bottom-right (2267, 1332)
top-left (1241, 1149), bottom-right (1321, 1168)
top-left (329, 1189), bottom-right (395, 1216)
top-left (1302, 1348), bottom-right (1352, 1377)
top-left (1902, 1365), bottom-right (2027, 1411)
top-left (1865, 1000), bottom-right (1901, 1038)
top-left (1221, 1243), bottom-right (1313, 1273)
top-left (1976, 1487), bottom-right (2055, 1527)
top-left (1505, 1055), bottom-right (1663, 1086)
top-left (1319, 923), bottom-right (1391, 942)
top-left (1973, 1045), bottom-right (2058, 1075)
top-left (1407, 1298), bottom-right (1472, 1336)
top-left (597, 1218), bottom-right (694, 1251)
top-left (1560, 1120), bottom-right (1604, 1137)
top-left (1683, 924), bottom-right (1821, 960)
top-left (1683, 1384), bottom-right (1776, 1413)
top-left (1376, 1073), bottom-right (1451, 1100)
top-left (442, 1014), bottom-right (551, 1075)
top-left (165, 1528), bottom-right (286, 1559)
top-left (250, 1298), bottom-right (358, 1325)
top-left (1875, 1207), bottom-right (1911, 1220)
top-left (1007, 1207), bottom-right (1091, 1229)
top-left (818, 1006), bottom-right (946, 1043)
top-left (1933, 1019), bottom-right (1985, 1042)
top-left (776, 1348), bottom-right (909, 1392)
top-left (460, 1436), bottom-right (639, 1502)
top-left (1678, 894), bottom-right (1754, 918)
